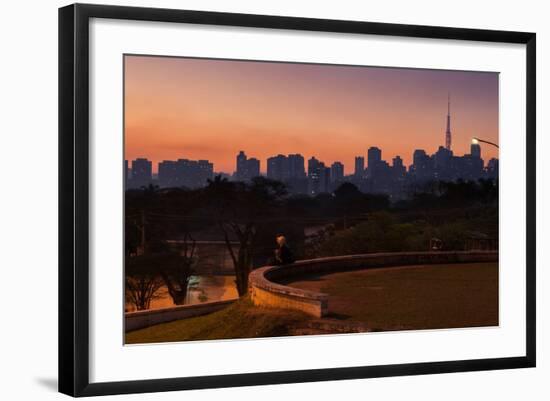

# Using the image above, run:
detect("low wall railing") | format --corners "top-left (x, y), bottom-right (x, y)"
top-left (249, 251), bottom-right (498, 318)
top-left (125, 299), bottom-right (237, 332)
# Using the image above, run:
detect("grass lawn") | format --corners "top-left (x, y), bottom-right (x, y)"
top-left (125, 297), bottom-right (310, 344)
top-left (127, 262), bottom-right (498, 344)
top-left (284, 262), bottom-right (498, 331)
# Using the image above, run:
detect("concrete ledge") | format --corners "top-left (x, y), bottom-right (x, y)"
top-left (125, 299), bottom-right (236, 332)
top-left (249, 251), bottom-right (498, 318)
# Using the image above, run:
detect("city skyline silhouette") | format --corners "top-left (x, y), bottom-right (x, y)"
top-left (125, 55), bottom-right (499, 174)
top-left (127, 144), bottom-right (497, 177)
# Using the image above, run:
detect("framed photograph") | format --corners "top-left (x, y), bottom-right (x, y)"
top-left (59, 3), bottom-right (536, 397)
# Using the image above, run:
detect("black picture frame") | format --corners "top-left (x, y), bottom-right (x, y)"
top-left (59, 3), bottom-right (536, 397)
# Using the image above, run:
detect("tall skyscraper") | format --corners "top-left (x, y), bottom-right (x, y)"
top-left (323, 166), bottom-right (331, 193)
top-left (246, 158), bottom-right (260, 179)
top-left (460, 142), bottom-right (483, 181)
top-left (391, 156), bottom-right (407, 197)
top-left (287, 154), bottom-right (306, 179)
top-left (236, 151), bottom-right (248, 180)
top-left (445, 94), bottom-right (452, 151)
top-left (367, 147), bottom-right (382, 179)
top-left (175, 159), bottom-right (192, 187)
top-left (392, 156), bottom-right (406, 177)
top-left (307, 157), bottom-right (322, 177)
top-left (367, 147), bottom-right (382, 168)
top-left (411, 149), bottom-right (433, 181)
top-left (413, 149), bottom-right (427, 166)
top-left (308, 157), bottom-right (328, 195)
top-left (434, 145), bottom-right (453, 180)
top-left (330, 162), bottom-right (344, 183)
top-left (471, 143), bottom-right (481, 159)
top-left (486, 158), bottom-right (499, 179)
top-left (434, 146), bottom-right (453, 167)
top-left (354, 156), bottom-right (365, 177)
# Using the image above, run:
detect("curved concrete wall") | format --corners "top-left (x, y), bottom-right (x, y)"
top-left (125, 299), bottom-right (236, 332)
top-left (249, 251), bottom-right (498, 318)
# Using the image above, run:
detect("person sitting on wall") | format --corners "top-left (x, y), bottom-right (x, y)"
top-left (274, 235), bottom-right (294, 265)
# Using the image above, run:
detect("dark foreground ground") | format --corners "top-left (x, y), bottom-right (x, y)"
top-left (283, 262), bottom-right (498, 331)
top-left (126, 262), bottom-right (498, 344)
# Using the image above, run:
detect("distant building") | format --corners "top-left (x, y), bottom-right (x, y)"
top-left (410, 149), bottom-right (433, 181)
top-left (390, 156), bottom-right (407, 200)
top-left (236, 151), bottom-right (247, 180)
top-left (130, 158), bottom-right (152, 188)
top-left (323, 166), bottom-right (331, 193)
top-left (392, 156), bottom-right (406, 176)
top-left (433, 146), bottom-right (453, 180)
top-left (246, 158), bottom-right (260, 179)
top-left (287, 154), bottom-right (306, 179)
top-left (330, 162), bottom-right (344, 183)
top-left (461, 148), bottom-right (483, 180)
top-left (307, 157), bottom-right (322, 178)
top-left (197, 160), bottom-right (214, 184)
top-left (158, 160), bottom-right (178, 188)
top-left (261, 153), bottom-right (308, 193)
top-left (308, 157), bottom-right (329, 195)
top-left (156, 158), bottom-right (213, 189)
top-left (367, 147), bottom-right (382, 174)
top-left (124, 160), bottom-right (129, 189)
top-left (235, 151), bottom-right (261, 181)
top-left (354, 156), bottom-right (365, 178)
top-left (486, 158), bottom-right (499, 179)
top-left (471, 143), bottom-right (481, 159)
top-left (267, 154), bottom-right (289, 182)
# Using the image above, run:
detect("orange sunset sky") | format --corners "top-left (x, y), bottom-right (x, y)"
top-left (124, 55), bottom-right (499, 174)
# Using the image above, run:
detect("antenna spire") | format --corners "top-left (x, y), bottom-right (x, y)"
top-left (445, 93), bottom-right (452, 150)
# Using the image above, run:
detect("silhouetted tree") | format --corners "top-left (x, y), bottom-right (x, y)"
top-left (158, 233), bottom-right (196, 305)
top-left (125, 254), bottom-right (164, 311)
top-left (125, 218), bottom-right (141, 257)
top-left (203, 175), bottom-right (287, 296)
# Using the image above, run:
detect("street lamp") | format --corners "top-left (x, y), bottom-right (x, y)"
top-left (472, 137), bottom-right (499, 149)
